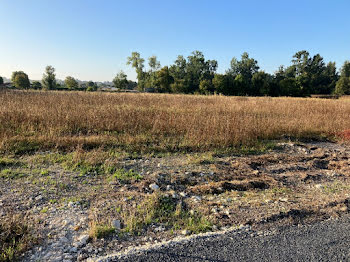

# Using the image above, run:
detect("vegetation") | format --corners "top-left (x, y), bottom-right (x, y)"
top-left (0, 77), bottom-right (3, 85)
top-left (126, 50), bottom-right (341, 96)
top-left (1, 91), bottom-right (350, 155)
top-left (0, 216), bottom-right (35, 262)
top-left (113, 71), bottom-right (128, 89)
top-left (11, 71), bottom-right (30, 89)
top-left (120, 193), bottom-right (212, 235)
top-left (65, 76), bottom-right (79, 90)
top-left (42, 65), bottom-right (57, 90)
top-left (2, 50), bottom-right (348, 97)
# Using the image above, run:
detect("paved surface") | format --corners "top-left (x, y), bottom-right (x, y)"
top-left (103, 216), bottom-right (350, 262)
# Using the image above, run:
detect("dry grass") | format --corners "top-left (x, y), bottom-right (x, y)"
top-left (1, 90), bottom-right (350, 153)
top-left (0, 215), bottom-right (35, 262)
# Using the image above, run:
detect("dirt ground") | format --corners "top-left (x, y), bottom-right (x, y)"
top-left (1, 141), bottom-right (350, 261)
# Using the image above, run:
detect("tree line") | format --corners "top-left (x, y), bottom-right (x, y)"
top-left (121, 50), bottom-right (350, 96)
top-left (1, 50), bottom-right (350, 96)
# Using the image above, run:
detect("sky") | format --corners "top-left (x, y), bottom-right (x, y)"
top-left (1, 0), bottom-right (350, 82)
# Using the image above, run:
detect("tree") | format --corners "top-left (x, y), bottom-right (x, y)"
top-left (228, 52), bottom-right (259, 95)
top-left (0, 76), bottom-right (3, 85)
top-left (252, 71), bottom-right (272, 96)
top-left (11, 71), bottom-right (30, 89)
top-left (148, 56), bottom-right (161, 72)
top-left (113, 71), bottom-right (128, 89)
top-left (86, 81), bottom-right (98, 91)
top-left (335, 61), bottom-right (350, 95)
top-left (65, 76), bottom-right (79, 90)
top-left (42, 66), bottom-right (56, 90)
top-left (199, 79), bottom-right (213, 94)
top-left (32, 81), bottom-right (42, 90)
top-left (155, 66), bottom-right (173, 93)
top-left (127, 52), bottom-right (145, 90)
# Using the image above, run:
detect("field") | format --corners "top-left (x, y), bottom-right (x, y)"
top-left (1, 90), bottom-right (350, 154)
top-left (1, 90), bottom-right (350, 261)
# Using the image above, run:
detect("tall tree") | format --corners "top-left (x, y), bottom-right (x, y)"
top-left (155, 66), bottom-right (173, 93)
top-left (42, 66), bottom-right (56, 90)
top-left (113, 71), bottom-right (128, 89)
top-left (148, 56), bottom-right (161, 72)
top-left (11, 71), bottom-right (30, 89)
top-left (0, 76), bottom-right (3, 85)
top-left (64, 76), bottom-right (79, 90)
top-left (228, 52), bottom-right (259, 95)
top-left (127, 52), bottom-right (145, 90)
top-left (335, 61), bottom-right (350, 95)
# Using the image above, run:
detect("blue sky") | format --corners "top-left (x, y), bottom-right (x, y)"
top-left (1, 0), bottom-right (350, 82)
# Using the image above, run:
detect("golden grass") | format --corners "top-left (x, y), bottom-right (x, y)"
top-left (1, 90), bottom-right (350, 153)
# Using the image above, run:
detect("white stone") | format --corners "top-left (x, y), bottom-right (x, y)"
top-left (35, 195), bottom-right (43, 201)
top-left (181, 229), bottom-right (190, 235)
top-left (77, 234), bottom-right (89, 246)
top-left (192, 195), bottom-right (201, 202)
top-left (149, 183), bottom-right (160, 191)
top-left (112, 220), bottom-right (121, 230)
top-left (179, 192), bottom-right (187, 197)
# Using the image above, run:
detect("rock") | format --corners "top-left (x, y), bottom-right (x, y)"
top-left (112, 220), bottom-right (121, 230)
top-left (339, 206), bottom-right (348, 212)
top-left (279, 198), bottom-right (288, 202)
top-left (315, 184), bottom-right (324, 189)
top-left (70, 247), bottom-right (78, 253)
top-left (76, 234), bottom-right (89, 247)
top-left (211, 207), bottom-right (218, 213)
top-left (179, 192), bottom-right (187, 197)
top-left (181, 229), bottom-right (190, 235)
top-left (192, 195), bottom-right (201, 202)
top-left (59, 236), bottom-right (69, 243)
top-left (154, 226), bottom-right (165, 232)
top-left (166, 185), bottom-right (172, 191)
top-left (171, 193), bottom-right (179, 199)
top-left (35, 195), bottom-right (43, 201)
top-left (149, 183), bottom-right (160, 191)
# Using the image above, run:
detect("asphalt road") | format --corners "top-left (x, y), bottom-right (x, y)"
top-left (100, 216), bottom-right (350, 262)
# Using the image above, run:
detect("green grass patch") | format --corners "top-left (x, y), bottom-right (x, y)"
top-left (0, 169), bottom-right (27, 179)
top-left (109, 169), bottom-right (142, 184)
top-left (120, 193), bottom-right (212, 235)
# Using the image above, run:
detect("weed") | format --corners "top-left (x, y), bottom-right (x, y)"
top-left (88, 221), bottom-right (116, 239)
top-left (110, 169), bottom-right (142, 184)
top-left (0, 215), bottom-right (36, 262)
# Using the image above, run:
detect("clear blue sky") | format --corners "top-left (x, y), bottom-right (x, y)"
top-left (1, 0), bottom-right (350, 82)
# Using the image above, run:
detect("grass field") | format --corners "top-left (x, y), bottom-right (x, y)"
top-left (1, 90), bottom-right (350, 154)
top-left (2, 90), bottom-right (350, 260)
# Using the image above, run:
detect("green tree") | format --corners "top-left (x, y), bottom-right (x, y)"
top-left (113, 71), bottom-right (128, 89)
top-left (11, 71), bottom-right (30, 89)
top-left (42, 66), bottom-right (56, 90)
top-left (199, 79), bottom-right (213, 94)
top-left (31, 81), bottom-right (42, 90)
top-left (228, 52), bottom-right (259, 95)
top-left (148, 56), bottom-right (161, 72)
top-left (86, 81), bottom-right (97, 91)
top-left (335, 61), bottom-right (350, 95)
top-left (127, 52), bottom-right (146, 90)
top-left (155, 66), bottom-right (173, 93)
top-left (0, 76), bottom-right (3, 85)
top-left (65, 76), bottom-right (79, 90)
